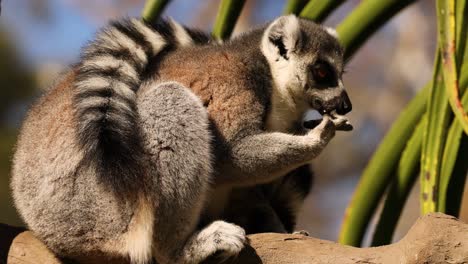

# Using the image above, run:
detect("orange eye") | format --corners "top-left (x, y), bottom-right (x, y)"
top-left (317, 67), bottom-right (328, 79)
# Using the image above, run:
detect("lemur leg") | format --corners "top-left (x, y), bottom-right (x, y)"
top-left (225, 165), bottom-right (313, 234)
top-left (137, 82), bottom-right (246, 264)
top-left (223, 187), bottom-right (287, 234)
top-left (217, 116), bottom-right (347, 187)
top-left (267, 165), bottom-right (313, 234)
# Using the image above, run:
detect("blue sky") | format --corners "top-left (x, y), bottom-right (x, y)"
top-left (1, 0), bottom-right (282, 66)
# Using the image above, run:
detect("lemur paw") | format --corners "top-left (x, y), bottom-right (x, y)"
top-left (307, 115), bottom-right (335, 142)
top-left (199, 221), bottom-right (247, 259)
top-left (329, 111), bottom-right (353, 131)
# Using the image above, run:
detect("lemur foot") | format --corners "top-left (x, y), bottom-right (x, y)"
top-left (293, 230), bottom-right (310, 236)
top-left (204, 221), bottom-right (246, 257)
top-left (184, 221), bottom-right (247, 263)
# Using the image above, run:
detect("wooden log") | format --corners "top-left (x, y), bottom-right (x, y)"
top-left (1, 213), bottom-right (467, 264)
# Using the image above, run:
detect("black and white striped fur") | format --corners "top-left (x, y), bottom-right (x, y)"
top-left (73, 18), bottom-right (210, 192)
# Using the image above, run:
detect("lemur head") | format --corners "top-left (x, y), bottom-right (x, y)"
top-left (261, 15), bottom-right (351, 116)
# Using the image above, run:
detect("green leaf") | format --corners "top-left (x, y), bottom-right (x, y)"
top-left (336, 0), bottom-right (416, 60)
top-left (299, 0), bottom-right (345, 23)
top-left (338, 84), bottom-right (428, 246)
top-left (212, 0), bottom-right (246, 40)
top-left (437, 0), bottom-right (468, 214)
top-left (437, 0), bottom-right (468, 134)
top-left (371, 71), bottom-right (468, 245)
top-left (420, 53), bottom-right (450, 214)
top-left (370, 116), bottom-right (425, 246)
top-left (439, 85), bottom-right (468, 215)
top-left (337, 0), bottom-right (425, 247)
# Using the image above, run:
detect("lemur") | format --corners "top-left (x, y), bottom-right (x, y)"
top-left (11, 15), bottom-right (351, 264)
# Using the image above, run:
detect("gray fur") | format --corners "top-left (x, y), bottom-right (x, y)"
top-left (154, 15), bottom-right (350, 234)
top-left (11, 15), bottom-right (351, 264)
top-left (137, 82), bottom-right (246, 264)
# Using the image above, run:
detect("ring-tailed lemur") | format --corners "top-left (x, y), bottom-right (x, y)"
top-left (11, 15), bottom-right (351, 264)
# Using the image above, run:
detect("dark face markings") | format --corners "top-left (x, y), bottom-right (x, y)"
top-left (310, 60), bottom-right (338, 88)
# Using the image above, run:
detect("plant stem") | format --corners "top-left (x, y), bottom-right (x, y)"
top-left (336, 0), bottom-right (416, 60)
top-left (299, 0), bottom-right (345, 23)
top-left (370, 116), bottom-right (425, 246)
top-left (439, 83), bottom-right (468, 215)
top-left (420, 53), bottom-right (449, 214)
top-left (437, 0), bottom-right (468, 134)
top-left (212, 0), bottom-right (246, 40)
top-left (338, 84), bottom-right (428, 246)
top-left (142, 0), bottom-right (170, 23)
top-left (371, 72), bottom-right (468, 245)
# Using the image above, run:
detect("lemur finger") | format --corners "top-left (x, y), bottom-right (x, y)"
top-left (330, 111), bottom-right (353, 131)
top-left (305, 115), bottom-right (335, 143)
top-left (314, 115), bottom-right (333, 131)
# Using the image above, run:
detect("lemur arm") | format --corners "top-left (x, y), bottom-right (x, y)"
top-left (216, 116), bottom-right (344, 187)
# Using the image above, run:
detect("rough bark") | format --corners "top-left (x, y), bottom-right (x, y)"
top-left (1, 213), bottom-right (467, 264)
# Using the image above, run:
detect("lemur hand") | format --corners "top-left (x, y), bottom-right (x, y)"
top-left (329, 111), bottom-right (353, 131)
top-left (303, 112), bottom-right (353, 131)
top-left (306, 115), bottom-right (336, 144)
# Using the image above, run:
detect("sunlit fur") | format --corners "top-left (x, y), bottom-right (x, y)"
top-left (11, 15), bottom-right (349, 264)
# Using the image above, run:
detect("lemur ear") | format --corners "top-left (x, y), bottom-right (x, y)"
top-left (324, 26), bottom-right (339, 39)
top-left (262, 15), bottom-right (301, 61)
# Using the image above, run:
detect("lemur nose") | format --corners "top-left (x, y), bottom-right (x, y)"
top-left (337, 91), bottom-right (352, 115)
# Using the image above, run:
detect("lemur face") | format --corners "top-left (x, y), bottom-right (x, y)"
top-left (261, 15), bottom-right (352, 115)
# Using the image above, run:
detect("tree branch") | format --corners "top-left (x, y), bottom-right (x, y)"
top-left (2, 213), bottom-right (467, 264)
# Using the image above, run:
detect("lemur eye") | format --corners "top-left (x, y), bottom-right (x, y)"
top-left (312, 61), bottom-right (336, 86)
top-left (317, 67), bottom-right (328, 79)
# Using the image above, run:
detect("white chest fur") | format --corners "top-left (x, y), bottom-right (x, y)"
top-left (265, 87), bottom-right (306, 133)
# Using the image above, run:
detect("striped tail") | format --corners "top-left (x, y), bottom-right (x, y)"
top-left (72, 18), bottom-right (210, 192)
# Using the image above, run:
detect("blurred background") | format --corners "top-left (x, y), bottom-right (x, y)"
top-left (0, 0), bottom-right (466, 245)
